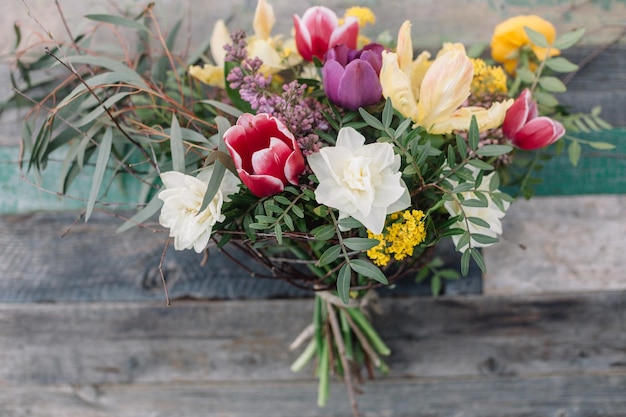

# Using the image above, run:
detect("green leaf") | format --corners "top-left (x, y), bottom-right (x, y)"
top-left (461, 250), bottom-right (471, 276)
top-left (350, 259), bottom-right (388, 285)
top-left (85, 127), bottom-right (113, 221)
top-left (170, 114), bottom-right (185, 173)
top-left (274, 223), bottom-right (283, 245)
top-left (117, 195), bottom-right (164, 233)
top-left (524, 26), bottom-right (549, 48)
top-left (358, 108), bottom-right (385, 130)
top-left (471, 233), bottom-right (499, 245)
top-left (337, 217), bottom-right (363, 230)
top-left (456, 134), bottom-right (468, 159)
top-left (318, 245), bottom-right (341, 267)
top-left (568, 141), bottom-right (582, 167)
top-left (544, 57), bottom-right (579, 73)
top-left (452, 182), bottom-right (475, 193)
top-left (468, 159), bottom-right (494, 171)
top-left (553, 28), bottom-right (585, 50)
top-left (336, 264), bottom-right (352, 305)
top-left (431, 275), bottom-right (442, 297)
top-left (538, 76), bottom-right (567, 93)
top-left (470, 248), bottom-right (487, 274)
top-left (85, 14), bottom-right (150, 32)
top-left (467, 216), bottom-right (491, 228)
top-left (456, 232), bottom-right (471, 252)
top-left (489, 171), bottom-right (500, 191)
top-left (516, 68), bottom-right (535, 84)
top-left (199, 99), bottom-right (244, 118)
top-left (343, 238), bottom-right (379, 251)
top-left (533, 90), bottom-right (559, 108)
top-left (588, 141), bottom-right (615, 150)
top-left (468, 116), bottom-right (479, 150)
top-left (382, 97), bottom-right (393, 128)
top-left (312, 225), bottom-right (336, 241)
top-left (461, 198), bottom-right (488, 208)
top-left (476, 144), bottom-right (513, 157)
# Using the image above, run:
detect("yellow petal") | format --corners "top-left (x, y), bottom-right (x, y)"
top-left (410, 50), bottom-right (431, 99)
top-left (188, 64), bottom-right (225, 88)
top-left (247, 38), bottom-right (284, 75)
top-left (396, 21), bottom-right (414, 75)
top-left (417, 48), bottom-right (473, 131)
top-left (210, 20), bottom-right (231, 66)
top-left (436, 42), bottom-right (466, 58)
top-left (428, 99), bottom-right (514, 134)
top-left (253, 0), bottom-right (275, 40)
top-left (380, 51), bottom-right (419, 121)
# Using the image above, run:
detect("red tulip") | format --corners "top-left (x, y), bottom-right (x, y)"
top-left (293, 6), bottom-right (359, 62)
top-left (224, 113), bottom-right (305, 197)
top-left (503, 88), bottom-right (565, 150)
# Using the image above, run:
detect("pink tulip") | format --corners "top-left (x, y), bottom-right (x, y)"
top-left (293, 6), bottom-right (359, 62)
top-left (503, 89), bottom-right (565, 150)
top-left (224, 113), bottom-right (305, 197)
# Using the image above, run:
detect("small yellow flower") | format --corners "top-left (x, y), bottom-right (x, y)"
top-left (367, 210), bottom-right (427, 266)
top-left (490, 15), bottom-right (560, 74)
top-left (470, 58), bottom-right (508, 96)
top-left (343, 7), bottom-right (376, 28)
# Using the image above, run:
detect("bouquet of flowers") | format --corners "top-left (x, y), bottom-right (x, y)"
top-left (7, 2), bottom-right (613, 415)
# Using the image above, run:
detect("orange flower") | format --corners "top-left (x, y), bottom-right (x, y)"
top-left (490, 15), bottom-right (560, 73)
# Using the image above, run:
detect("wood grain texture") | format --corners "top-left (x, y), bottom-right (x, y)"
top-left (1, 293), bottom-right (624, 386)
top-left (0, 292), bottom-right (625, 416)
top-left (0, 211), bottom-right (479, 302)
top-left (1, 374), bottom-right (625, 417)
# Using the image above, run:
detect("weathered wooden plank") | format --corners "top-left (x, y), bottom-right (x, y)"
top-left (1, 373), bottom-right (625, 417)
top-left (1, 292), bottom-right (624, 386)
top-left (0, 211), bottom-right (478, 302)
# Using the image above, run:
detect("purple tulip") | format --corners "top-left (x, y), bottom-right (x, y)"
top-left (502, 88), bottom-right (565, 150)
top-left (322, 43), bottom-right (385, 111)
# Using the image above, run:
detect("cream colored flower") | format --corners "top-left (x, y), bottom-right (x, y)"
top-left (443, 168), bottom-right (510, 252)
top-left (158, 167), bottom-right (240, 253)
top-left (380, 21), bottom-right (513, 134)
top-left (188, 19), bottom-right (231, 88)
top-left (307, 127), bottom-right (410, 234)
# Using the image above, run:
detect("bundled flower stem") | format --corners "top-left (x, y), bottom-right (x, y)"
top-left (6, 2), bottom-right (614, 416)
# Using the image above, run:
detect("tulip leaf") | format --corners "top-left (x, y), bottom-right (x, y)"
top-left (553, 28), bottom-right (585, 50)
top-left (350, 259), bottom-right (388, 285)
top-left (336, 264), bottom-right (352, 305)
top-left (524, 26), bottom-right (549, 48)
top-left (86, 127), bottom-right (113, 222)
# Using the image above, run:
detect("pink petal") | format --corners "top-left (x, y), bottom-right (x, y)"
top-left (329, 18), bottom-right (359, 50)
top-left (293, 14), bottom-right (313, 61)
top-left (284, 147), bottom-right (305, 185)
top-left (513, 116), bottom-right (562, 150)
top-left (251, 147), bottom-right (287, 182)
top-left (237, 169), bottom-right (285, 197)
top-left (502, 89), bottom-right (532, 139)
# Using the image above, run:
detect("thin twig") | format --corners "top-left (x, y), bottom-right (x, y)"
top-left (158, 237), bottom-right (172, 306)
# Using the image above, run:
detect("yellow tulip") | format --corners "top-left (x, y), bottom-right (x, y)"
top-left (188, 19), bottom-right (231, 88)
top-left (490, 15), bottom-right (560, 73)
top-left (380, 21), bottom-right (513, 134)
top-left (253, 0), bottom-right (275, 41)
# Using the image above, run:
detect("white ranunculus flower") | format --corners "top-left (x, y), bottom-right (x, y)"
top-left (158, 167), bottom-right (240, 253)
top-left (443, 168), bottom-right (510, 252)
top-left (307, 127), bottom-right (410, 234)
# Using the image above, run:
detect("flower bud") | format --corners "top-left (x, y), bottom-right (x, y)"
top-left (322, 43), bottom-right (384, 110)
top-left (503, 89), bottom-right (565, 150)
top-left (224, 113), bottom-right (305, 197)
top-left (293, 6), bottom-right (359, 62)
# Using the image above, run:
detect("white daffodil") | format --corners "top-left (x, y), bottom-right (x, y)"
top-left (307, 127), bottom-right (410, 234)
top-left (158, 167), bottom-right (240, 253)
top-left (443, 168), bottom-right (510, 252)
